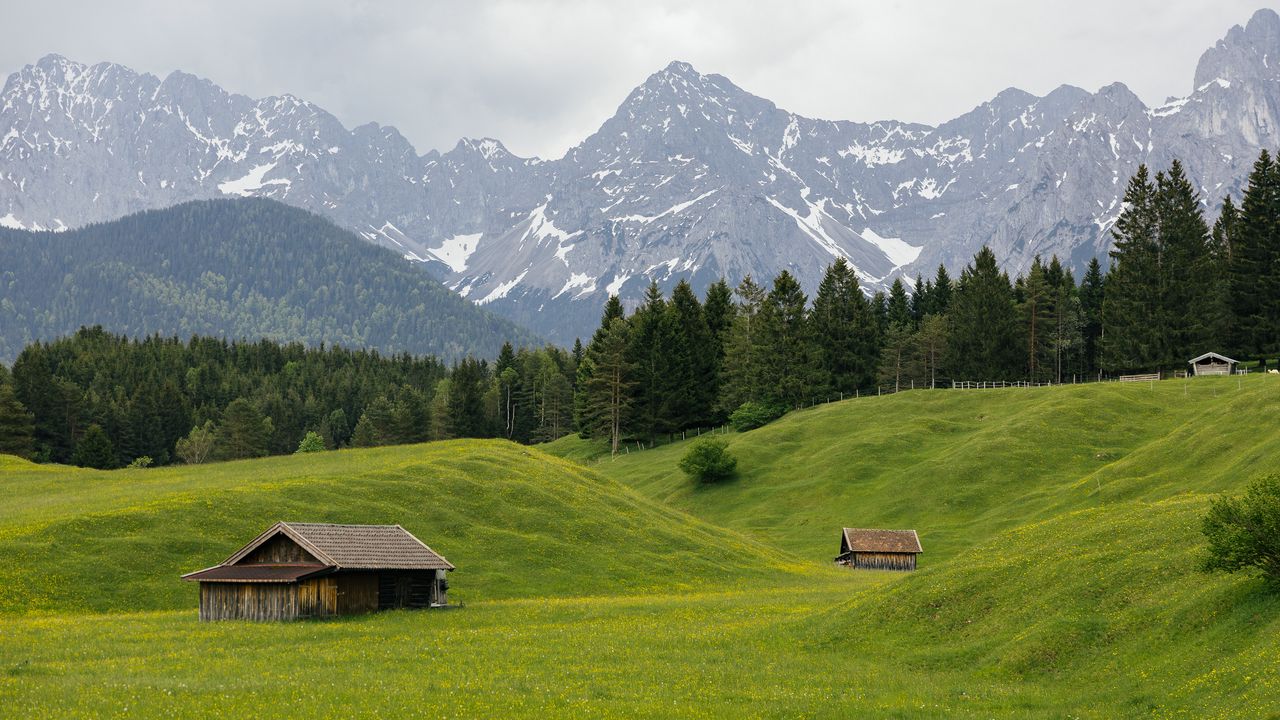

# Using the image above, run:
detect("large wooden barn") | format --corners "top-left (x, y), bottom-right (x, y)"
top-left (834, 528), bottom-right (922, 571)
top-left (182, 522), bottom-right (454, 621)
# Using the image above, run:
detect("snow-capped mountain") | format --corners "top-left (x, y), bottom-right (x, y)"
top-left (3, 9), bottom-right (1280, 343)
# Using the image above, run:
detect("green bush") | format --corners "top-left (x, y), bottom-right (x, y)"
top-left (126, 456), bottom-right (153, 469)
top-left (295, 431), bottom-right (327, 454)
top-left (678, 437), bottom-right (738, 484)
top-left (1201, 474), bottom-right (1280, 589)
top-left (729, 401), bottom-right (786, 432)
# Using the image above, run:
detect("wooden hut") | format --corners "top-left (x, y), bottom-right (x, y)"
top-left (182, 522), bottom-right (454, 621)
top-left (834, 528), bottom-right (922, 571)
top-left (1188, 352), bottom-right (1238, 376)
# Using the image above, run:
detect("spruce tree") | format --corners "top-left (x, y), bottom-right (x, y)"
top-left (886, 278), bottom-right (913, 330)
top-left (216, 398), bottom-right (272, 460)
top-left (809, 258), bottom-right (877, 395)
top-left (1229, 150), bottom-right (1280, 360)
top-left (758, 271), bottom-right (813, 408)
top-left (717, 276), bottom-right (767, 414)
top-left (948, 247), bottom-right (1021, 380)
top-left (0, 383), bottom-right (36, 459)
top-left (628, 281), bottom-right (675, 441)
top-left (667, 280), bottom-right (714, 429)
top-left (1155, 159), bottom-right (1215, 363)
top-left (1103, 165), bottom-right (1160, 372)
top-left (1021, 257), bottom-right (1052, 381)
top-left (1079, 258), bottom-right (1105, 377)
top-left (582, 318), bottom-right (634, 455)
top-left (72, 423), bottom-right (117, 469)
top-left (702, 279), bottom-right (734, 419)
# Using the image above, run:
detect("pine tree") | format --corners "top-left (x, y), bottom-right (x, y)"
top-left (948, 246), bottom-right (1021, 380)
top-left (879, 324), bottom-right (914, 392)
top-left (1021, 257), bottom-right (1052, 381)
top-left (1155, 159), bottom-right (1215, 364)
top-left (718, 276), bottom-right (767, 413)
top-left (1078, 257), bottom-right (1105, 377)
top-left (809, 258), bottom-right (877, 395)
top-left (931, 264), bottom-right (953, 315)
top-left (758, 271), bottom-right (813, 408)
top-left (667, 280), bottom-right (714, 429)
top-left (0, 383), bottom-right (36, 459)
top-left (216, 398), bottom-right (272, 460)
top-left (628, 281), bottom-right (675, 441)
top-left (1228, 150), bottom-right (1280, 360)
top-left (351, 413), bottom-right (378, 447)
top-left (72, 423), bottom-right (117, 469)
top-left (702, 279), bottom-right (734, 419)
top-left (1103, 165), bottom-right (1160, 372)
top-left (911, 314), bottom-right (949, 389)
top-left (582, 318), bottom-right (634, 455)
top-left (886, 278), bottom-right (913, 330)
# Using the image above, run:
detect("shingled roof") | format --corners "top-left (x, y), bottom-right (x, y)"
top-left (183, 522), bottom-right (453, 582)
top-left (269, 523), bottom-right (454, 570)
top-left (841, 528), bottom-right (923, 554)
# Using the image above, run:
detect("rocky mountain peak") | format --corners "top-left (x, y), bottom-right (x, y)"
top-left (1194, 8), bottom-right (1280, 90)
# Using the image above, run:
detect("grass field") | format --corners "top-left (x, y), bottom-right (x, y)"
top-left (3, 375), bottom-right (1280, 717)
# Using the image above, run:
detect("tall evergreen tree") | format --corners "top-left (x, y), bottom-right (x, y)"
top-left (628, 281), bottom-right (676, 441)
top-left (1103, 165), bottom-right (1161, 372)
top-left (718, 276), bottom-right (768, 414)
top-left (809, 258), bottom-right (878, 395)
top-left (1156, 159), bottom-right (1216, 362)
top-left (1079, 258), bottom-right (1105, 377)
top-left (886, 278), bottom-right (913, 330)
top-left (948, 247), bottom-right (1021, 380)
top-left (758, 271), bottom-right (813, 407)
top-left (216, 398), bottom-right (272, 460)
top-left (667, 280), bottom-right (715, 429)
top-left (0, 383), bottom-right (36, 459)
top-left (1228, 150), bottom-right (1280, 360)
top-left (581, 318), bottom-right (633, 455)
top-left (72, 423), bottom-right (117, 469)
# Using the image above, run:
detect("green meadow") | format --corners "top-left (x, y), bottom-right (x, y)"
top-left (3, 375), bottom-right (1280, 717)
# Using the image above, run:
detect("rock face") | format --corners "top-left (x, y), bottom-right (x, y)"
top-left (3, 10), bottom-right (1279, 342)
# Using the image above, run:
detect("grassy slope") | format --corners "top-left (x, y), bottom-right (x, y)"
top-left (548, 375), bottom-right (1280, 562)
top-left (3, 377), bottom-right (1280, 717)
top-left (0, 441), bottom-right (812, 614)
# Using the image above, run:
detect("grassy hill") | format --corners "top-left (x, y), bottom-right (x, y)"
top-left (0, 441), bottom-right (807, 614)
top-left (3, 376), bottom-right (1279, 717)
top-left (546, 374), bottom-right (1280, 563)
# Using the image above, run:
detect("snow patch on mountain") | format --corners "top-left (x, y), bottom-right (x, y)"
top-left (427, 232), bottom-right (482, 272)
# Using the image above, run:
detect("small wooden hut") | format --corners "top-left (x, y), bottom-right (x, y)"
top-left (182, 522), bottom-right (454, 621)
top-left (1188, 352), bottom-right (1238, 376)
top-left (834, 528), bottom-right (922, 571)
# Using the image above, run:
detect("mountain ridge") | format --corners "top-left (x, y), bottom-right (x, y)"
top-left (3, 9), bottom-right (1279, 342)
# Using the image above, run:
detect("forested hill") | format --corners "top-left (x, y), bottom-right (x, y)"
top-left (0, 199), bottom-right (540, 363)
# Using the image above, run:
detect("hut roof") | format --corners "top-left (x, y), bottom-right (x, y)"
top-left (181, 564), bottom-right (331, 583)
top-left (1189, 351), bottom-right (1238, 365)
top-left (183, 522), bottom-right (453, 582)
top-left (841, 528), bottom-right (923, 554)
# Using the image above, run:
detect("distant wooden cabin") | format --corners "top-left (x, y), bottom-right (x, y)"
top-left (835, 528), bottom-right (922, 571)
top-left (182, 522), bottom-right (454, 621)
top-left (1188, 352), bottom-right (1238, 376)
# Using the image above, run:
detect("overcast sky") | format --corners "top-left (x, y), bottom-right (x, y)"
top-left (1, 1), bottom-right (1269, 158)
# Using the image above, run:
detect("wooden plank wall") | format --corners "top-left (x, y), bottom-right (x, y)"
top-left (851, 552), bottom-right (917, 571)
top-left (297, 577), bottom-right (338, 617)
top-left (200, 583), bottom-right (298, 621)
top-left (337, 574), bottom-right (379, 614)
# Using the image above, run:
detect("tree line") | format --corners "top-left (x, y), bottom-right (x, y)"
top-left (3, 151), bottom-right (1278, 464)
top-left (0, 327), bottom-right (576, 467)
